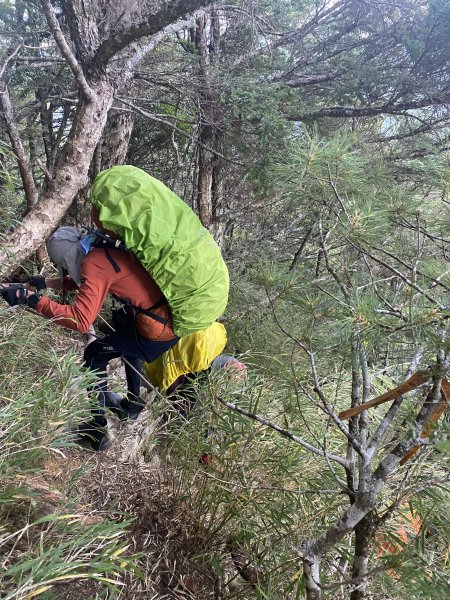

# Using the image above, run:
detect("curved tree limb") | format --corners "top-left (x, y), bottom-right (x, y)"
top-left (217, 395), bottom-right (350, 469)
top-left (92, 0), bottom-right (215, 70)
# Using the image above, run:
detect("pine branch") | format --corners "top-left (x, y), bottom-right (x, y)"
top-left (216, 396), bottom-right (350, 469)
top-left (371, 243), bottom-right (450, 293)
top-left (264, 287), bottom-right (365, 454)
top-left (349, 240), bottom-right (445, 309)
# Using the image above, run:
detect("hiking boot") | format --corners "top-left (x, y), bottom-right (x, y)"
top-left (74, 422), bottom-right (110, 452)
top-left (104, 392), bottom-right (144, 421)
top-left (103, 391), bottom-right (125, 411)
top-left (89, 431), bottom-right (110, 452)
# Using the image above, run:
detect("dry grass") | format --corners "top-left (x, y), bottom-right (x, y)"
top-left (0, 310), bottom-right (221, 599)
top-left (45, 411), bottom-right (219, 600)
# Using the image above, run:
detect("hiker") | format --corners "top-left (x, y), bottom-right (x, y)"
top-left (1, 226), bottom-right (179, 450)
top-left (144, 322), bottom-right (247, 419)
top-left (2, 166), bottom-right (229, 450)
top-left (89, 165), bottom-right (229, 339)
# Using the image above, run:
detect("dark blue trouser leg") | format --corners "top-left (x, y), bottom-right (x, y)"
top-left (83, 332), bottom-right (179, 425)
top-left (124, 358), bottom-right (144, 400)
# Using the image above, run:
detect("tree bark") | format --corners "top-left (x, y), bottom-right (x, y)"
top-left (0, 76), bottom-right (114, 276)
top-left (303, 556), bottom-right (321, 600)
top-left (194, 10), bottom-right (225, 245)
top-left (350, 512), bottom-right (377, 600)
top-left (100, 107), bottom-right (135, 171)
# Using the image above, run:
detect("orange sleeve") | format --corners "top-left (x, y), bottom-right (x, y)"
top-left (36, 252), bottom-right (113, 334)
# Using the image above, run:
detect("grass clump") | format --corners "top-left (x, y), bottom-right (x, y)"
top-left (0, 308), bottom-right (138, 599)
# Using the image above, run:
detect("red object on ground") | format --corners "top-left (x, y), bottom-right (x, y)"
top-left (199, 453), bottom-right (212, 465)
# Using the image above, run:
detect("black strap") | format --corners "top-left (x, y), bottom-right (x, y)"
top-left (103, 246), bottom-right (169, 326)
top-left (146, 297), bottom-right (167, 312)
top-left (104, 248), bottom-right (121, 273)
top-left (111, 294), bottom-right (169, 325)
top-left (130, 299), bottom-right (169, 325)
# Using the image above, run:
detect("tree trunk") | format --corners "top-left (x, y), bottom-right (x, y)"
top-left (299, 378), bottom-right (443, 594)
top-left (100, 108), bottom-right (135, 170)
top-left (72, 104), bottom-right (134, 224)
top-left (0, 76), bottom-right (115, 276)
top-left (194, 11), bottom-right (225, 245)
top-left (350, 512), bottom-right (377, 600)
top-left (303, 556), bottom-right (322, 600)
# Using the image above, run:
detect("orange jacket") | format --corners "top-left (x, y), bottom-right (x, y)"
top-left (36, 247), bottom-right (175, 341)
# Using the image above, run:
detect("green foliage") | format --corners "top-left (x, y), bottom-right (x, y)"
top-left (374, 485), bottom-right (450, 600)
top-left (160, 371), bottom-right (350, 599)
top-left (0, 142), bottom-right (26, 228)
top-left (1, 1), bottom-right (450, 597)
top-left (0, 310), bottom-right (138, 598)
top-left (221, 120), bottom-right (450, 597)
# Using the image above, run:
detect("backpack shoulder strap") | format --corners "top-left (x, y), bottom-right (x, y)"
top-left (111, 294), bottom-right (169, 325)
top-left (103, 248), bottom-right (121, 273)
top-left (91, 229), bottom-right (169, 326)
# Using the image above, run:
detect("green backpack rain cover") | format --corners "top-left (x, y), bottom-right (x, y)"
top-left (90, 165), bottom-right (229, 337)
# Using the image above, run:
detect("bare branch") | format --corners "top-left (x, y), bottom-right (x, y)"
top-left (0, 42), bottom-right (23, 81)
top-left (0, 84), bottom-right (38, 210)
top-left (289, 226), bottom-right (313, 271)
top-left (301, 373), bottom-right (444, 562)
top-left (281, 69), bottom-right (344, 88)
top-left (40, 0), bottom-right (94, 102)
top-left (289, 92), bottom-right (450, 120)
top-left (230, 0), bottom-right (350, 69)
top-left (116, 97), bottom-right (244, 167)
top-left (36, 157), bottom-right (52, 181)
top-left (320, 231), bottom-right (351, 303)
top-left (216, 396), bottom-right (350, 469)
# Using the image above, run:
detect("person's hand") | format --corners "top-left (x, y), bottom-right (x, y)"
top-left (26, 275), bottom-right (46, 290)
top-left (0, 284), bottom-right (40, 308)
top-left (0, 283), bottom-right (29, 305)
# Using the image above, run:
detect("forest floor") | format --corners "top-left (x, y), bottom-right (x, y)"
top-left (39, 408), bottom-right (219, 599)
top-left (33, 354), bottom-right (221, 600)
top-left (1, 313), bottom-right (258, 599)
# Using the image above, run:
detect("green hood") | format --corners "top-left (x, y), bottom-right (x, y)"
top-left (90, 165), bottom-right (229, 337)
